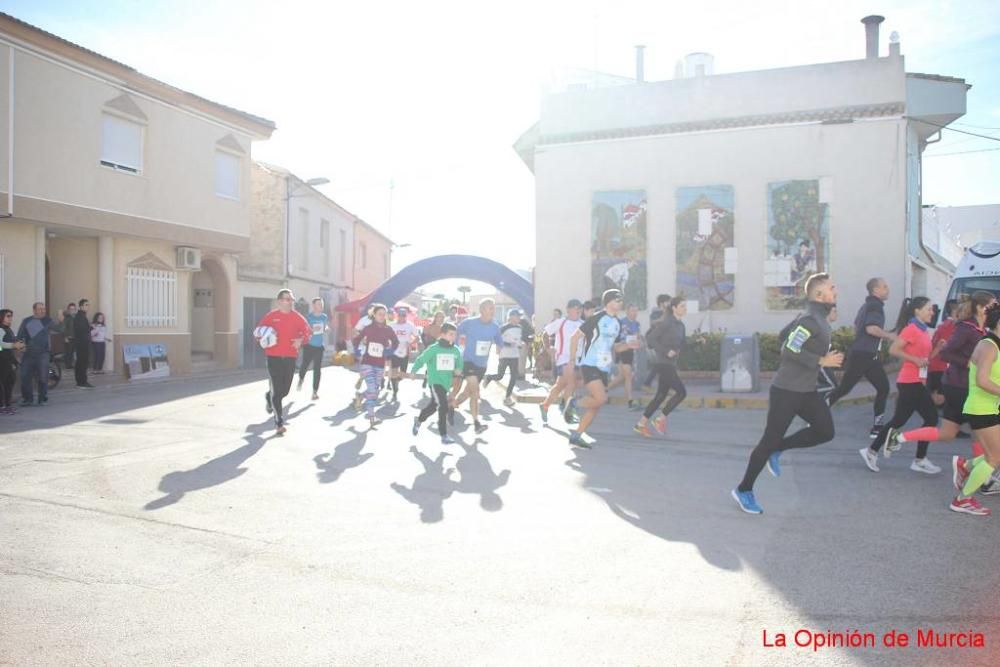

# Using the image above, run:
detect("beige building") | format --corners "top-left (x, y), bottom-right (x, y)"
top-left (352, 218), bottom-right (394, 300)
top-left (240, 162), bottom-right (356, 366)
top-left (0, 13), bottom-right (274, 374)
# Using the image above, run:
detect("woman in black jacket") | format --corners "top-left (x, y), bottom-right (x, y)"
top-left (634, 296), bottom-right (688, 437)
top-left (0, 309), bottom-right (25, 414)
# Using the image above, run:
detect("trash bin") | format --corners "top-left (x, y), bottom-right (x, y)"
top-left (720, 333), bottom-right (760, 393)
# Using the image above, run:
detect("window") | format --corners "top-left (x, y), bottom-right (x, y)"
top-left (299, 208), bottom-right (310, 272)
top-left (214, 151), bottom-right (240, 199)
top-left (320, 219), bottom-right (330, 276)
top-left (101, 113), bottom-right (143, 174)
top-left (339, 229), bottom-right (346, 282)
top-left (359, 242), bottom-right (367, 269)
top-left (126, 267), bottom-right (177, 327)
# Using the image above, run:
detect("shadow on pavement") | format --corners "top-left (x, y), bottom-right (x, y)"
top-left (390, 447), bottom-right (454, 523)
top-left (143, 403), bottom-right (311, 510)
top-left (450, 437), bottom-right (511, 511)
top-left (313, 426), bottom-right (374, 484)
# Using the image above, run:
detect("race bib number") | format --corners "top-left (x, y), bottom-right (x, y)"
top-left (475, 340), bottom-right (491, 357)
top-left (919, 366), bottom-right (928, 380)
top-left (626, 335), bottom-right (638, 344)
top-left (785, 326), bottom-right (811, 354)
top-left (367, 342), bottom-right (384, 358)
top-left (312, 323), bottom-right (324, 334)
top-left (436, 354), bottom-right (455, 371)
top-left (597, 351), bottom-right (613, 368)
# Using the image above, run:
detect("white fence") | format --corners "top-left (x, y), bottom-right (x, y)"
top-left (126, 267), bottom-right (177, 328)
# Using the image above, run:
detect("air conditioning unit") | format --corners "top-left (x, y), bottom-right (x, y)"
top-left (176, 246), bottom-right (202, 271)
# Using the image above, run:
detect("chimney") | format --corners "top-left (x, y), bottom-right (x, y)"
top-left (635, 45), bottom-right (646, 83)
top-left (861, 15), bottom-right (884, 59)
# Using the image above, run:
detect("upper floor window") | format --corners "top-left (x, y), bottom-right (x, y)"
top-left (101, 114), bottom-right (143, 174)
top-left (214, 151), bottom-right (241, 200)
top-left (320, 219), bottom-right (331, 276)
top-left (359, 242), bottom-right (367, 269)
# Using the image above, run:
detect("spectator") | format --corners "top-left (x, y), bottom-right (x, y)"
top-left (74, 298), bottom-right (95, 388)
top-left (1, 309), bottom-right (25, 414)
top-left (90, 312), bottom-right (108, 375)
top-left (58, 301), bottom-right (78, 369)
top-left (16, 302), bottom-right (56, 406)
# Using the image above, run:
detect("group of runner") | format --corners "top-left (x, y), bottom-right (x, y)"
top-left (252, 272), bottom-right (1000, 519)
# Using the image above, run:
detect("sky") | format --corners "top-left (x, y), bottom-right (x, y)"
top-left (4, 0), bottom-right (999, 296)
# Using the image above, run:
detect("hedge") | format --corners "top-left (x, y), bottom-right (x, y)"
top-left (677, 326), bottom-right (867, 372)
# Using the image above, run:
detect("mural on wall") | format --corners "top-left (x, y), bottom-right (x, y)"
top-left (676, 185), bottom-right (736, 311)
top-left (591, 190), bottom-right (647, 309)
top-left (765, 179), bottom-right (831, 310)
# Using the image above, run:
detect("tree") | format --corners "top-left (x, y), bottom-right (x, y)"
top-left (458, 285), bottom-right (471, 304)
top-left (769, 180), bottom-right (827, 273)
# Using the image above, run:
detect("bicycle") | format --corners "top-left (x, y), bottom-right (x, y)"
top-left (48, 352), bottom-right (63, 389)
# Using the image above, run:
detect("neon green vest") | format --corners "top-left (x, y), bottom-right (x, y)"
top-left (964, 335), bottom-right (1000, 416)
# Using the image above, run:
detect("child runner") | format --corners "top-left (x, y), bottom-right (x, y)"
top-left (861, 297), bottom-right (942, 474)
top-left (633, 296), bottom-right (687, 437)
top-left (452, 298), bottom-right (503, 434)
top-left (297, 297), bottom-right (328, 401)
top-left (389, 306), bottom-right (420, 403)
top-left (949, 302), bottom-right (1000, 516)
top-left (352, 305), bottom-right (375, 409)
top-left (566, 289), bottom-right (634, 447)
top-left (608, 303), bottom-right (642, 410)
top-left (421, 311), bottom-right (446, 393)
top-left (410, 323), bottom-right (463, 443)
top-left (539, 299), bottom-right (584, 424)
top-left (351, 304), bottom-right (399, 430)
top-left (254, 289), bottom-right (312, 435)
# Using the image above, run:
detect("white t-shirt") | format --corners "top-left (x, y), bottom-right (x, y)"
top-left (391, 321), bottom-right (419, 357)
top-left (544, 317), bottom-right (583, 366)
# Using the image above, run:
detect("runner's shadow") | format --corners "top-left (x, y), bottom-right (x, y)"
top-left (313, 425), bottom-right (373, 484)
top-left (325, 403), bottom-right (361, 427)
top-left (451, 437), bottom-right (511, 511)
top-left (491, 405), bottom-right (536, 434)
top-left (143, 405), bottom-right (312, 511)
top-left (390, 446), bottom-right (455, 523)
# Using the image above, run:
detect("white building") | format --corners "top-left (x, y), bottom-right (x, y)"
top-left (516, 16), bottom-right (968, 333)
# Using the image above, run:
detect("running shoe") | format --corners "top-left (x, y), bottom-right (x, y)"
top-left (767, 451), bottom-right (782, 478)
top-left (859, 447), bottom-right (880, 473)
top-left (979, 481), bottom-right (1000, 496)
top-left (652, 415), bottom-right (667, 435)
top-left (265, 392), bottom-right (273, 414)
top-left (949, 496), bottom-right (991, 516)
top-left (884, 429), bottom-right (903, 456)
top-left (564, 399), bottom-right (579, 423)
top-left (312, 393), bottom-right (319, 401)
top-left (474, 421), bottom-right (488, 435)
top-left (731, 489), bottom-right (763, 515)
top-left (568, 432), bottom-right (591, 448)
top-left (910, 458), bottom-right (941, 475)
top-left (539, 404), bottom-right (549, 424)
top-left (504, 397), bottom-right (516, 407)
top-left (633, 422), bottom-right (655, 438)
top-left (952, 456), bottom-right (970, 491)
top-left (276, 424), bottom-right (286, 435)
top-left (441, 435), bottom-right (456, 445)
top-left (412, 417), bottom-right (421, 436)
top-left (879, 427), bottom-right (897, 458)
top-left (868, 423), bottom-right (882, 440)
top-left (369, 418), bottom-right (381, 430)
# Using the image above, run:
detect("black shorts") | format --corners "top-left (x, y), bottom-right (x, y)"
top-left (965, 412), bottom-right (1000, 431)
top-left (615, 350), bottom-right (635, 366)
top-left (390, 356), bottom-right (409, 371)
top-left (927, 370), bottom-right (944, 395)
top-left (941, 384), bottom-right (969, 425)
top-left (462, 362), bottom-right (487, 379)
top-left (581, 365), bottom-right (609, 387)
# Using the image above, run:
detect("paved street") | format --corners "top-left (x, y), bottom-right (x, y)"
top-left (1, 368), bottom-right (997, 666)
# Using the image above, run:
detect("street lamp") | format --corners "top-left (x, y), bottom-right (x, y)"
top-left (285, 175), bottom-right (329, 277)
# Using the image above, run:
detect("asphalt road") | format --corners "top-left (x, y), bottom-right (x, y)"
top-left (1, 367), bottom-right (997, 666)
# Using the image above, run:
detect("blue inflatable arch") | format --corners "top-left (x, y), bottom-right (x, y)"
top-left (366, 255), bottom-right (534, 316)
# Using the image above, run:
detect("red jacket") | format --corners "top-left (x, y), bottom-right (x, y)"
top-left (929, 318), bottom-right (956, 373)
top-left (257, 309), bottom-right (312, 358)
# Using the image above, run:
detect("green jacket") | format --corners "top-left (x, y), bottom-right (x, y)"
top-left (412, 341), bottom-right (463, 388)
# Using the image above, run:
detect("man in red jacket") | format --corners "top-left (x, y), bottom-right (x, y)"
top-left (255, 289), bottom-right (312, 434)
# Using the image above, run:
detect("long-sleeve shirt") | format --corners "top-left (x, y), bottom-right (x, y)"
top-left (352, 323), bottom-right (399, 367)
top-left (774, 301), bottom-right (833, 392)
top-left (256, 309), bottom-right (312, 358)
top-left (929, 318), bottom-right (957, 373)
top-left (16, 316), bottom-right (54, 355)
top-left (646, 314), bottom-right (686, 365)
top-left (941, 319), bottom-right (987, 389)
top-left (412, 340), bottom-right (463, 388)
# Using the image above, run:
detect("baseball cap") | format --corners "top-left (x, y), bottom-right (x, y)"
top-left (566, 299), bottom-right (583, 309)
top-left (509, 309), bottom-right (523, 317)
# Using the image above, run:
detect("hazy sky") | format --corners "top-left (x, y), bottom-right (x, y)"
top-left (5, 0), bottom-right (999, 292)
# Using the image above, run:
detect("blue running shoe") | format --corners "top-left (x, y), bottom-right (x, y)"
top-left (767, 451), bottom-right (782, 478)
top-left (568, 432), bottom-right (591, 448)
top-left (731, 488), bottom-right (763, 514)
top-left (441, 435), bottom-right (456, 445)
top-left (412, 417), bottom-right (420, 436)
top-left (539, 404), bottom-right (549, 424)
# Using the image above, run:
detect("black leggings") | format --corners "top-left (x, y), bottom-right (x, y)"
top-left (266, 356), bottom-right (296, 425)
top-left (738, 387), bottom-right (835, 492)
top-left (92, 342), bottom-right (106, 371)
top-left (0, 359), bottom-right (15, 408)
top-left (871, 382), bottom-right (936, 458)
top-left (417, 384), bottom-right (450, 436)
top-left (643, 363), bottom-right (687, 419)
top-left (492, 358), bottom-right (519, 398)
top-left (298, 344), bottom-right (324, 392)
top-left (826, 350), bottom-right (890, 420)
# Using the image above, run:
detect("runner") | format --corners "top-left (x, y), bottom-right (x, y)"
top-left (351, 304), bottom-right (399, 430)
top-left (566, 289), bottom-right (635, 447)
top-left (949, 302), bottom-right (1000, 516)
top-left (452, 298), bottom-right (503, 434)
top-left (410, 322), bottom-right (463, 444)
top-left (485, 309), bottom-right (525, 406)
top-left (562, 300), bottom-right (599, 422)
top-left (352, 305), bottom-right (375, 409)
top-left (928, 299), bottom-right (960, 405)
top-left (389, 306), bottom-right (420, 403)
top-left (633, 296), bottom-right (687, 437)
top-left (297, 297), bottom-right (328, 401)
top-left (642, 294), bottom-right (672, 390)
top-left (608, 303), bottom-right (642, 410)
top-left (816, 305), bottom-right (840, 401)
top-left (731, 273), bottom-right (843, 514)
top-left (861, 297), bottom-right (942, 474)
top-left (254, 289), bottom-right (312, 435)
top-left (825, 277), bottom-right (896, 438)
top-left (420, 311), bottom-right (446, 392)
top-left (539, 299), bottom-right (584, 424)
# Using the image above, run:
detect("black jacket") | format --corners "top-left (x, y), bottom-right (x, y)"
top-left (73, 312), bottom-right (92, 349)
top-left (647, 314), bottom-right (685, 365)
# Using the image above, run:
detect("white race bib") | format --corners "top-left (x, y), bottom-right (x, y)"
top-left (919, 366), bottom-right (928, 380)
top-left (597, 351), bottom-right (612, 368)
top-left (626, 335), bottom-right (638, 344)
top-left (475, 340), bottom-right (491, 357)
top-left (367, 342), bottom-right (384, 358)
top-left (312, 323), bottom-right (324, 334)
top-left (436, 354), bottom-right (455, 371)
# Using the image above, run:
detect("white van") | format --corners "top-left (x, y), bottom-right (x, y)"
top-left (945, 241), bottom-right (1000, 304)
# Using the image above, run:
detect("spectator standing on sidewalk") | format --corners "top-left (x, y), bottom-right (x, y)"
top-left (58, 302), bottom-right (78, 370)
top-left (16, 302), bottom-right (56, 406)
top-left (90, 312), bottom-right (108, 375)
top-left (74, 299), bottom-right (95, 388)
top-left (1, 309), bottom-right (25, 413)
